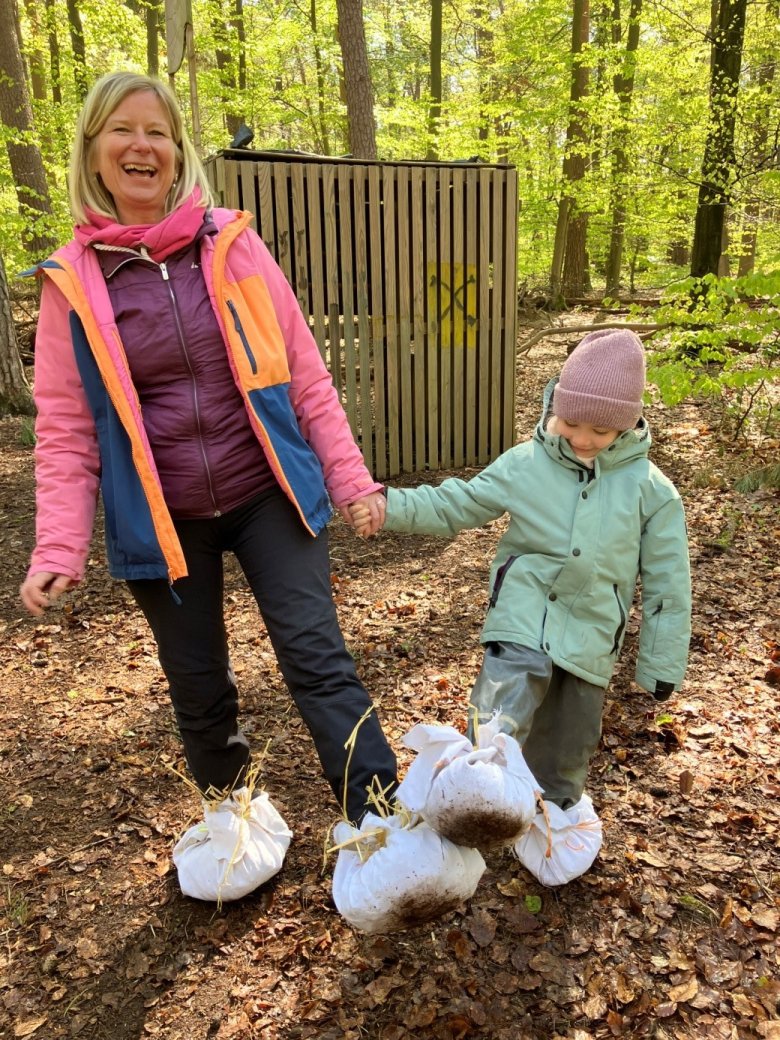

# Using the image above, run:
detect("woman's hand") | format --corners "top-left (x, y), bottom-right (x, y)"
top-left (340, 491), bottom-right (386, 538)
top-left (20, 572), bottom-right (75, 616)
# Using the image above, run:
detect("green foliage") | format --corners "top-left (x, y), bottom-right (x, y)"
top-left (645, 272), bottom-right (780, 435)
top-left (734, 462), bottom-right (780, 493)
top-left (4, 885), bottom-right (30, 928)
top-left (677, 893), bottom-right (718, 922)
top-left (18, 417), bottom-right (36, 448)
top-left (2, 0), bottom-right (780, 289)
top-left (0, 181), bottom-right (71, 273)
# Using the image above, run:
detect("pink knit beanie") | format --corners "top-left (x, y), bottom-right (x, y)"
top-left (552, 328), bottom-right (646, 431)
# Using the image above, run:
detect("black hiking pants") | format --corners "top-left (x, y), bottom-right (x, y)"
top-left (128, 488), bottom-right (397, 823)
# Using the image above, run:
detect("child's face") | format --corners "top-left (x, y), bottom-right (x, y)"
top-left (553, 417), bottom-right (621, 459)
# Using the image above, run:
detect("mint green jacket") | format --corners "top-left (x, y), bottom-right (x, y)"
top-left (385, 386), bottom-right (691, 692)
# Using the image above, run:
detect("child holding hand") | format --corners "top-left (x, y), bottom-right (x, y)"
top-left (349, 329), bottom-right (691, 884)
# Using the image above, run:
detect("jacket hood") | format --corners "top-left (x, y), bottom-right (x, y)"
top-left (537, 377), bottom-right (651, 472)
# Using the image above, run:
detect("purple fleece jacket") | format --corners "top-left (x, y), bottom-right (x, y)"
top-left (96, 218), bottom-right (276, 517)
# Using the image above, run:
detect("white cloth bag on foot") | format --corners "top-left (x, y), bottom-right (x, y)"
top-left (331, 812), bottom-right (485, 933)
top-left (514, 794), bottom-right (602, 887)
top-left (394, 718), bottom-right (542, 850)
top-left (173, 788), bottom-right (292, 902)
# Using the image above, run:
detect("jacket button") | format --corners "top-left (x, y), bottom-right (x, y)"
top-left (572, 548), bottom-right (581, 556)
top-left (549, 592), bottom-right (557, 601)
top-left (545, 642), bottom-right (551, 651)
top-left (581, 491), bottom-right (588, 499)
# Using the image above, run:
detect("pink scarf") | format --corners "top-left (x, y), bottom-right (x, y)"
top-left (74, 188), bottom-right (207, 262)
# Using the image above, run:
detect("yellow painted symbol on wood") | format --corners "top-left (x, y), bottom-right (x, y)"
top-left (431, 263), bottom-right (478, 348)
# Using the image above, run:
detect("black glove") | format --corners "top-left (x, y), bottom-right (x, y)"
top-left (653, 681), bottom-right (675, 702)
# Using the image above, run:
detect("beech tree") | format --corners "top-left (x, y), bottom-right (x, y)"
top-left (426, 0), bottom-right (443, 159)
top-left (125, 0), bottom-right (164, 76)
top-left (736, 0), bottom-right (778, 276)
top-left (550, 0), bottom-right (591, 303)
top-left (209, 0), bottom-right (246, 138)
top-left (3, 0), bottom-right (780, 291)
top-left (0, 252), bottom-right (33, 417)
top-left (308, 0), bottom-right (332, 155)
top-left (690, 0), bottom-right (748, 277)
top-left (604, 0), bottom-right (642, 295)
top-left (22, 0), bottom-right (47, 103)
top-left (65, 0), bottom-right (88, 101)
top-left (0, 0), bottom-right (56, 258)
top-left (44, 0), bottom-right (62, 106)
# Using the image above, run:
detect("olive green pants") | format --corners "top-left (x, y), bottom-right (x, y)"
top-left (469, 641), bottom-right (605, 809)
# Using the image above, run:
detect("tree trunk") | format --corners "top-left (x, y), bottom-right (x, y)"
top-left (736, 0), bottom-right (777, 278)
top-left (383, 8), bottom-right (398, 108)
top-left (667, 239), bottom-right (689, 267)
top-left (309, 0), bottom-right (331, 155)
top-left (737, 200), bottom-right (759, 276)
top-left (604, 0), bottom-right (642, 296)
top-left (234, 0), bottom-right (246, 92)
top-left (550, 196), bottom-right (572, 307)
top-left (475, 1), bottom-right (495, 149)
top-left (22, 0), bottom-right (48, 102)
top-left (213, 1), bottom-right (241, 138)
top-left (426, 0), bottom-right (442, 159)
top-left (0, 254), bottom-right (34, 418)
top-left (45, 0), bottom-right (62, 106)
top-left (65, 0), bottom-right (88, 101)
top-left (689, 0), bottom-right (748, 278)
top-left (184, 22), bottom-right (202, 153)
top-left (550, 0), bottom-right (590, 302)
top-left (0, 1), bottom-right (57, 258)
top-left (563, 213), bottom-right (590, 295)
top-left (717, 213), bottom-right (731, 276)
top-left (146, 0), bottom-right (162, 76)
top-left (335, 0), bottom-right (377, 159)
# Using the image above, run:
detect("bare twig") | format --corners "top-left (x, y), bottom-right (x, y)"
top-left (730, 379), bottom-right (766, 442)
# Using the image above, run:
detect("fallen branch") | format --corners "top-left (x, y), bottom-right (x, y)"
top-left (518, 322), bottom-right (669, 355)
top-left (561, 296), bottom-right (663, 308)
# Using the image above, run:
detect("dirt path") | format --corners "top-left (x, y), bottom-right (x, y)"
top-left (1, 333), bottom-right (778, 1040)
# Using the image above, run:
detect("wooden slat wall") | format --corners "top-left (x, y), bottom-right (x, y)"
top-left (451, 170), bottom-right (465, 470)
top-left (439, 168), bottom-right (453, 470)
top-left (382, 167), bottom-right (400, 477)
top-left (205, 153), bottom-right (518, 478)
top-left (425, 167), bottom-right (439, 473)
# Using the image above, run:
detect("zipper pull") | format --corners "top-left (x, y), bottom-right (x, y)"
top-left (160, 261), bottom-right (169, 281)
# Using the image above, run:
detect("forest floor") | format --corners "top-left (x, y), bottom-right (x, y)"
top-left (0, 316), bottom-right (778, 1040)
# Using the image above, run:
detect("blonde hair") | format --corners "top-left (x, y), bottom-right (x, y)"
top-left (69, 71), bottom-right (214, 224)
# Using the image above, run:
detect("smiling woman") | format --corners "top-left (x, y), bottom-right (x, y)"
top-left (20, 70), bottom-right (398, 902)
top-left (90, 91), bottom-right (178, 225)
top-left (65, 72), bottom-right (204, 227)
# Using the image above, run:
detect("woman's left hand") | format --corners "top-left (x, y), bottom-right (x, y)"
top-left (20, 571), bottom-right (75, 616)
top-left (340, 491), bottom-right (386, 537)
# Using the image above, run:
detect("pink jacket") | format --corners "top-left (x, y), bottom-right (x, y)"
top-left (29, 205), bottom-right (380, 584)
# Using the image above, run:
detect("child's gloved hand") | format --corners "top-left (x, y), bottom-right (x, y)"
top-left (652, 681), bottom-right (675, 702)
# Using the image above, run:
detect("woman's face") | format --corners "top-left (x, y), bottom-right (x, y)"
top-left (91, 90), bottom-right (178, 225)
